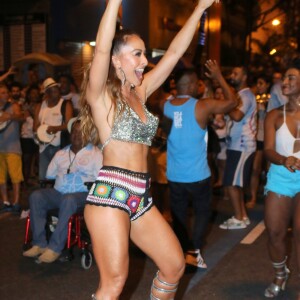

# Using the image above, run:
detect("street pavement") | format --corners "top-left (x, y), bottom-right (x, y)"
top-left (0, 186), bottom-right (299, 300)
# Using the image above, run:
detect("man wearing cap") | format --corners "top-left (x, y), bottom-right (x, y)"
top-left (23, 119), bottom-right (103, 263)
top-left (34, 77), bottom-right (73, 180)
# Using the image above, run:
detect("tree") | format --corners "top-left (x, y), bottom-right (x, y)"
top-left (251, 0), bottom-right (300, 72)
top-left (220, 0), bottom-right (300, 68)
top-left (220, 0), bottom-right (260, 65)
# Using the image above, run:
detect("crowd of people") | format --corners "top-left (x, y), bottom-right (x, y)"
top-left (0, 72), bottom-right (80, 212)
top-left (150, 63), bottom-right (300, 298)
top-left (0, 0), bottom-right (300, 298)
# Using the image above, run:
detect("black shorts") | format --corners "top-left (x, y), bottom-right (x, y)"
top-left (223, 150), bottom-right (255, 188)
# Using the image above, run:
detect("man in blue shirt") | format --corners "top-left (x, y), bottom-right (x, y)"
top-left (163, 60), bottom-right (237, 268)
top-left (23, 119), bottom-right (103, 263)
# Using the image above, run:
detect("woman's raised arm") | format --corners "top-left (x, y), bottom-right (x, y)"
top-left (87, 0), bottom-right (122, 104)
top-left (143, 0), bottom-right (218, 98)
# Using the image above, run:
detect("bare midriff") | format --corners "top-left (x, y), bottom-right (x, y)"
top-left (102, 139), bottom-right (149, 173)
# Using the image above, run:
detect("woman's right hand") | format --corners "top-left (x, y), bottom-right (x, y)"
top-left (198, 0), bottom-right (220, 9)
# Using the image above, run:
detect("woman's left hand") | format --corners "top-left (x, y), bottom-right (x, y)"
top-left (284, 156), bottom-right (300, 172)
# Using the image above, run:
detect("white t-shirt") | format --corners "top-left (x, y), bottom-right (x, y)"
top-left (227, 88), bottom-right (257, 152)
top-left (38, 98), bottom-right (64, 152)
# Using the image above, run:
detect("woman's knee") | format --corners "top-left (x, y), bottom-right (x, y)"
top-left (160, 253), bottom-right (185, 283)
top-left (100, 271), bottom-right (128, 297)
top-left (267, 228), bottom-right (286, 245)
top-left (174, 257), bottom-right (185, 281)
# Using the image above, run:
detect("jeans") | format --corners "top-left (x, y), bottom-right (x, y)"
top-left (29, 188), bottom-right (87, 253)
top-left (39, 145), bottom-right (60, 180)
top-left (169, 177), bottom-right (211, 251)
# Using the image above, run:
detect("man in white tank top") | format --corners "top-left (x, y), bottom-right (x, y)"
top-left (33, 78), bottom-right (73, 180)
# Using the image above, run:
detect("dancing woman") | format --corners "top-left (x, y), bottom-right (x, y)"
top-left (80, 0), bottom-right (218, 299)
top-left (264, 64), bottom-right (300, 298)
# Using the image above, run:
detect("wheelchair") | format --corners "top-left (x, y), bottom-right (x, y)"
top-left (23, 180), bottom-right (93, 270)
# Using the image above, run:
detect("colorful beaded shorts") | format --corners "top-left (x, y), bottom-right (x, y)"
top-left (86, 166), bottom-right (153, 221)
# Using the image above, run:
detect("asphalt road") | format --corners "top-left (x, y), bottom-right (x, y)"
top-left (0, 186), bottom-right (299, 300)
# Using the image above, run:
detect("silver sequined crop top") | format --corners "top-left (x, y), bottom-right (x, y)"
top-left (101, 101), bottom-right (159, 151)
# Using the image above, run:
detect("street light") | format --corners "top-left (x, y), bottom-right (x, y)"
top-left (272, 19), bottom-right (280, 26)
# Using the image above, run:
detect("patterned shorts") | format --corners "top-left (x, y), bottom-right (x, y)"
top-left (86, 166), bottom-right (153, 221)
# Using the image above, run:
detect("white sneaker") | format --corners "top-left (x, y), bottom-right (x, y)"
top-left (243, 217), bottom-right (250, 226)
top-left (185, 249), bottom-right (207, 269)
top-left (219, 216), bottom-right (247, 230)
top-left (49, 216), bottom-right (58, 232)
top-left (20, 209), bottom-right (30, 219)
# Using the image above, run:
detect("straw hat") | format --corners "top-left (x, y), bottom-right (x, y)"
top-left (42, 77), bottom-right (60, 93)
top-left (67, 117), bottom-right (81, 133)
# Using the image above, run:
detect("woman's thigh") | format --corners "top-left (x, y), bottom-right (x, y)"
top-left (264, 191), bottom-right (293, 234)
top-left (130, 206), bottom-right (184, 279)
top-left (84, 204), bottom-right (131, 279)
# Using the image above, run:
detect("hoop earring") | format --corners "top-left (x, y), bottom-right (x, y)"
top-left (119, 68), bottom-right (126, 86)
